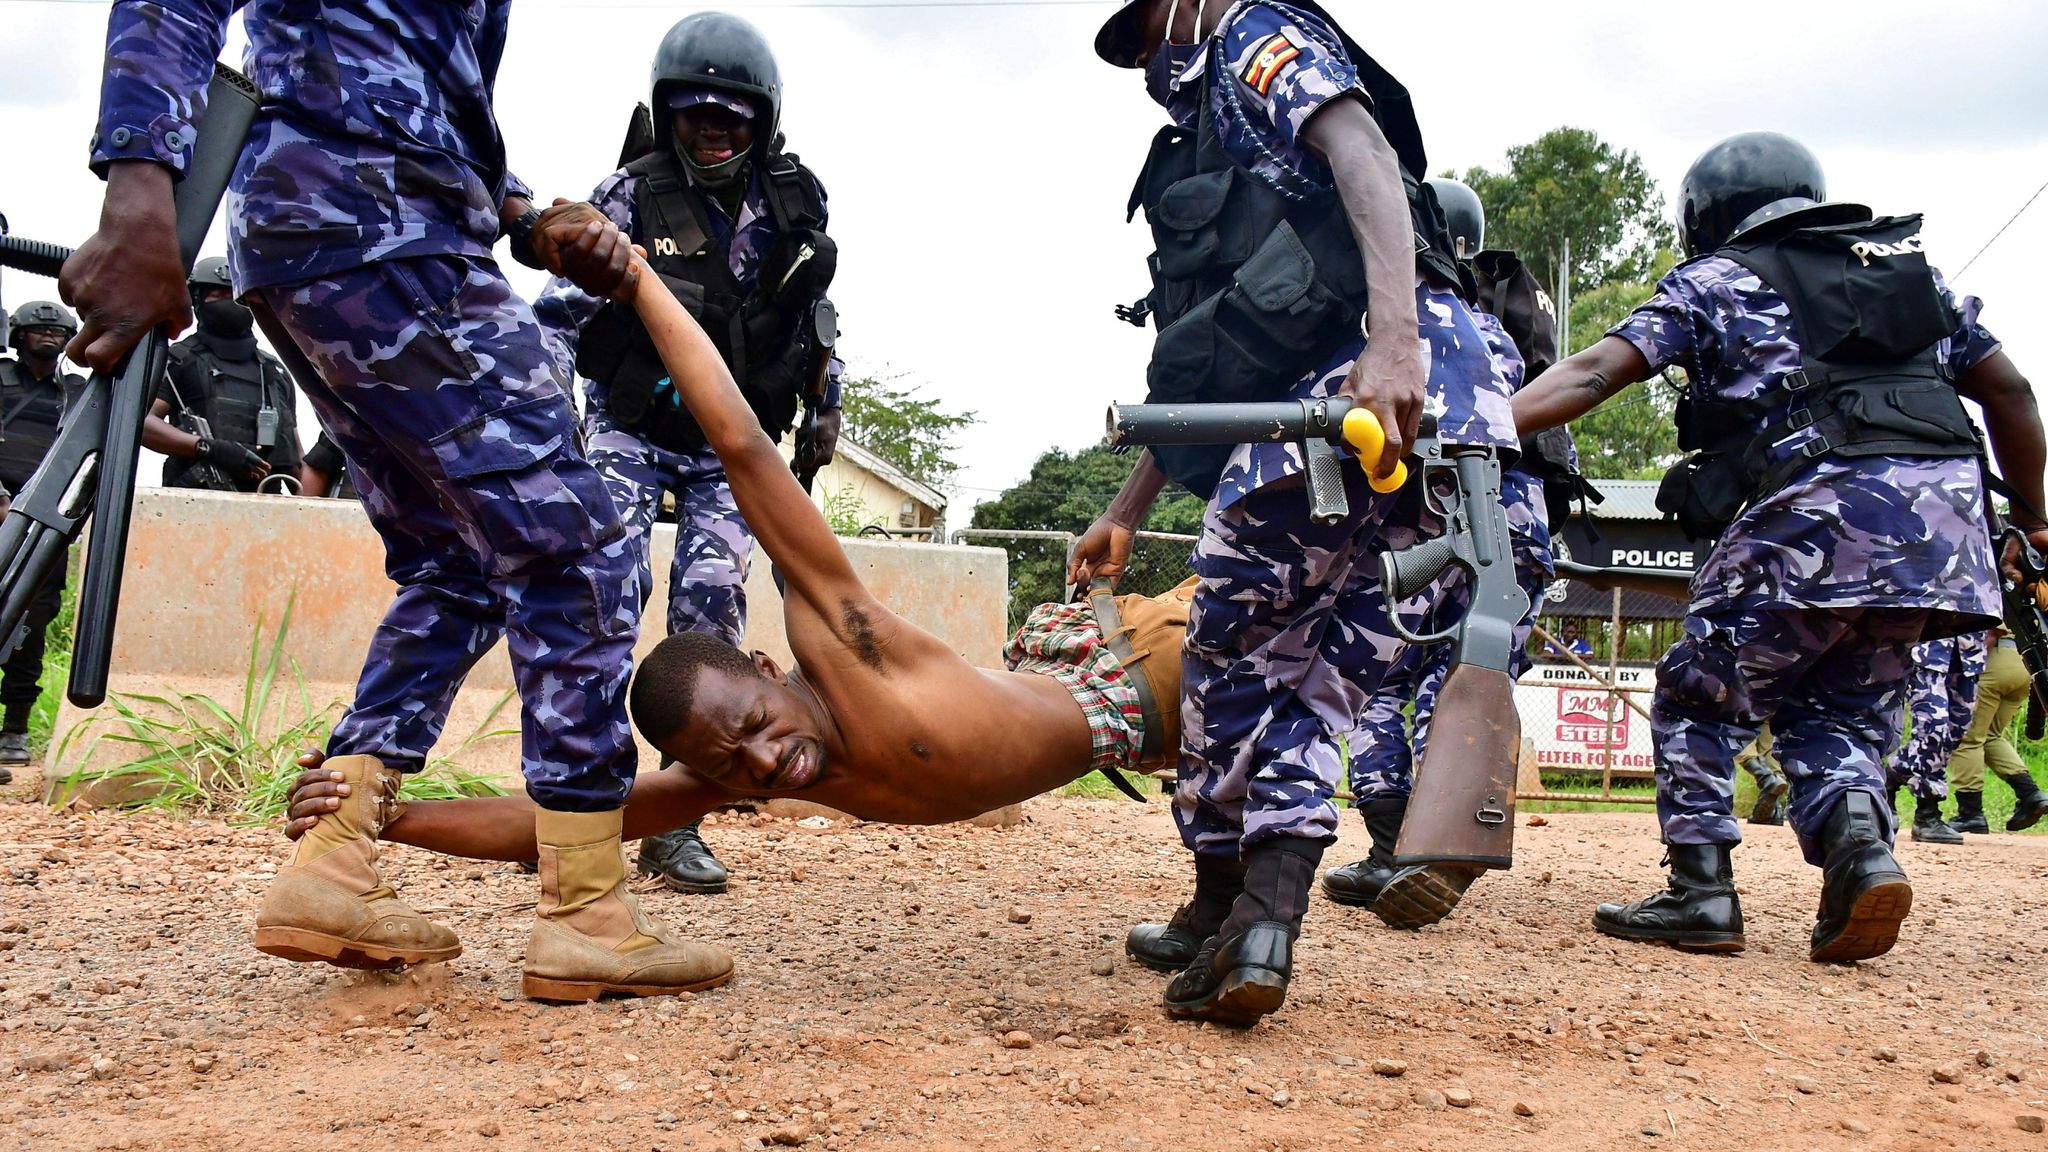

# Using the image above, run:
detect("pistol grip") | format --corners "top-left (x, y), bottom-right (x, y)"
top-left (1303, 437), bottom-right (1349, 526)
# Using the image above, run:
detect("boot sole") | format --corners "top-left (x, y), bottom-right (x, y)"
top-left (1749, 779), bottom-right (1789, 824)
top-left (1163, 966), bottom-right (1288, 1028)
top-left (521, 968), bottom-right (734, 1003)
top-left (2008, 808), bottom-right (2047, 832)
top-left (1591, 916), bottom-right (1745, 953)
top-left (1810, 877), bottom-right (1911, 963)
top-left (253, 926), bottom-right (461, 970)
top-left (1911, 829), bottom-right (1965, 845)
top-left (1371, 866), bottom-right (1476, 930)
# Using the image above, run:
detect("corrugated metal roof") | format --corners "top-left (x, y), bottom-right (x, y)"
top-left (1582, 478), bottom-right (1665, 521)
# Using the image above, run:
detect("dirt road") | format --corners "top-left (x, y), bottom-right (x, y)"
top-left (4, 786), bottom-right (2048, 1151)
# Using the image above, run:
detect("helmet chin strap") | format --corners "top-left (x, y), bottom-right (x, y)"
top-left (682, 147), bottom-right (750, 191)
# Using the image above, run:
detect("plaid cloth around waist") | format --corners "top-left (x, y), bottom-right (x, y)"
top-left (1002, 600), bottom-right (1147, 780)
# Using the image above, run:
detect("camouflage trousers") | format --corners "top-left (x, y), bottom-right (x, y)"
top-left (1887, 632), bottom-right (1988, 803)
top-left (1346, 470), bottom-right (1553, 802)
top-left (1653, 604), bottom-right (1931, 866)
top-left (585, 419), bottom-right (754, 649)
top-left (1175, 464), bottom-right (1404, 857)
top-left (261, 256), bottom-right (641, 811)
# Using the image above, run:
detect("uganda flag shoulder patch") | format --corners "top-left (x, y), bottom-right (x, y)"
top-left (1240, 30), bottom-right (1303, 96)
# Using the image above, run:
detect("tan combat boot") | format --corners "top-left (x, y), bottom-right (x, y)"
top-left (523, 809), bottom-right (734, 1002)
top-left (252, 754), bottom-right (461, 969)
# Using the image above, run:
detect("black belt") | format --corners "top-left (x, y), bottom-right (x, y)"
top-left (1086, 581), bottom-right (1155, 804)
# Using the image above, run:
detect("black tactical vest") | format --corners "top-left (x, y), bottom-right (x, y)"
top-left (0, 358), bottom-right (83, 494)
top-left (1656, 206), bottom-right (1979, 541)
top-left (162, 333), bottom-right (300, 490)
top-left (575, 149), bottom-right (834, 452)
top-left (1122, 1), bottom-right (1467, 497)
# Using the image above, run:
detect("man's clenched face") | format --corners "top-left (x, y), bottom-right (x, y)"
top-left (658, 660), bottom-right (829, 792)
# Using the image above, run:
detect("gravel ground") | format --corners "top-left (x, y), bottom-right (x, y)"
top-left (6, 776), bottom-right (2048, 1152)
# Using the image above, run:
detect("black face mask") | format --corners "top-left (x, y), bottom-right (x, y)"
top-left (197, 297), bottom-right (255, 339)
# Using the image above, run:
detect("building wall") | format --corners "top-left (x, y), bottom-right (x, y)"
top-left (51, 488), bottom-right (1005, 785)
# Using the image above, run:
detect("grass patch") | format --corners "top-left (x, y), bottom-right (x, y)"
top-left (1058, 770), bottom-right (1156, 800)
top-left (27, 544), bottom-right (79, 758)
top-left (50, 591), bottom-right (506, 822)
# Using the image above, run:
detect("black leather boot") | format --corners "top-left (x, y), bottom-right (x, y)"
top-left (1952, 790), bottom-right (1989, 834)
top-left (1372, 863), bottom-right (1479, 930)
top-left (1127, 854), bottom-right (1244, 973)
top-left (1749, 766), bottom-right (1790, 825)
top-left (1320, 797), bottom-right (1405, 907)
top-left (2006, 773), bottom-right (2048, 832)
top-left (1591, 843), bottom-right (1744, 953)
top-left (635, 822), bottom-right (729, 894)
top-left (1810, 790), bottom-right (1912, 963)
top-left (1910, 801), bottom-right (1964, 844)
top-left (1164, 838), bottom-right (1323, 1027)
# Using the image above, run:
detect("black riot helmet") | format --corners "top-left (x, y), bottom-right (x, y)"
top-left (189, 255), bottom-right (233, 306)
top-left (650, 13), bottom-right (784, 146)
top-left (7, 300), bottom-right (78, 349)
top-left (1678, 131), bottom-right (1827, 257)
top-left (1426, 177), bottom-right (1485, 263)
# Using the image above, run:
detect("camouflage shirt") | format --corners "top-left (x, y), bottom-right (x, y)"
top-left (533, 162), bottom-right (842, 418)
top-left (1172, 1), bottom-right (1516, 508)
top-left (1611, 255), bottom-right (2000, 623)
top-left (93, 0), bottom-right (532, 293)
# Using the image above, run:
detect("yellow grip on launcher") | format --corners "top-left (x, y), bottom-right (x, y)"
top-left (1340, 408), bottom-right (1409, 493)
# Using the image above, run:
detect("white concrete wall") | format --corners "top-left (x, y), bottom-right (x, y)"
top-left (50, 488), bottom-right (1005, 786)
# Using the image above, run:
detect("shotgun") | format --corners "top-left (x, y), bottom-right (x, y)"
top-left (1105, 396), bottom-right (1408, 526)
top-left (1552, 558), bottom-right (1694, 602)
top-left (0, 62), bottom-right (258, 707)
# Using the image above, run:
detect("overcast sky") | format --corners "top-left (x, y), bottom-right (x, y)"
top-left (3, 0), bottom-right (2045, 510)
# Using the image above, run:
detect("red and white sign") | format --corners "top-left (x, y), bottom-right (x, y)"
top-left (1515, 661), bottom-right (1658, 774)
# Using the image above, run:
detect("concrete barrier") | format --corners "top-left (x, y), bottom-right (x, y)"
top-left (51, 488), bottom-right (1009, 796)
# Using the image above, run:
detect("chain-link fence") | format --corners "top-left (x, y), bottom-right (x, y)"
top-left (950, 529), bottom-right (1198, 631)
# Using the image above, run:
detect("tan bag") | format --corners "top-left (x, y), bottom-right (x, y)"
top-left (1090, 577), bottom-right (1196, 771)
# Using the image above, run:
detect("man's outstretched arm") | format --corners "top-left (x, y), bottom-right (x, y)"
top-left (1511, 336), bottom-right (1654, 434)
top-left (283, 766), bottom-right (732, 861)
top-left (625, 255), bottom-right (867, 609)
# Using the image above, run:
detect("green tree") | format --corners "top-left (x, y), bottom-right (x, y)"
top-left (1555, 250), bottom-right (1685, 479)
top-left (1458, 127), bottom-right (1677, 299)
top-left (838, 374), bottom-right (975, 490)
top-left (970, 445), bottom-right (1204, 626)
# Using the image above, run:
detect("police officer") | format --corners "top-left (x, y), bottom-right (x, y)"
top-left (0, 301), bottom-right (86, 779)
top-left (68, 0), bottom-right (730, 999)
top-left (1514, 132), bottom-right (2048, 963)
top-left (1944, 628), bottom-right (2048, 833)
top-left (1888, 633), bottom-right (1984, 843)
top-left (1322, 178), bottom-right (1582, 928)
top-left (1072, 0), bottom-right (1517, 1026)
top-left (536, 12), bottom-right (843, 896)
top-left (140, 258), bottom-right (303, 493)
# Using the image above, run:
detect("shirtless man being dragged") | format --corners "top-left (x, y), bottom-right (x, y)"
top-left (281, 253), bottom-right (1205, 999)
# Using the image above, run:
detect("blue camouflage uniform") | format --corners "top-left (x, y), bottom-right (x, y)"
top-left (1346, 309), bottom-right (1558, 803)
top-left (1888, 631), bottom-right (1989, 804)
top-left (1158, 2), bottom-right (1517, 857)
top-left (1613, 259), bottom-right (2001, 864)
top-left (93, 0), bottom-right (641, 811)
top-left (535, 168), bottom-right (842, 650)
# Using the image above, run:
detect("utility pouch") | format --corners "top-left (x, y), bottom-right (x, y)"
top-left (1656, 452), bottom-right (1750, 542)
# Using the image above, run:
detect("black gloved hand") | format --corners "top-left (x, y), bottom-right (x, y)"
top-left (199, 438), bottom-right (270, 483)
